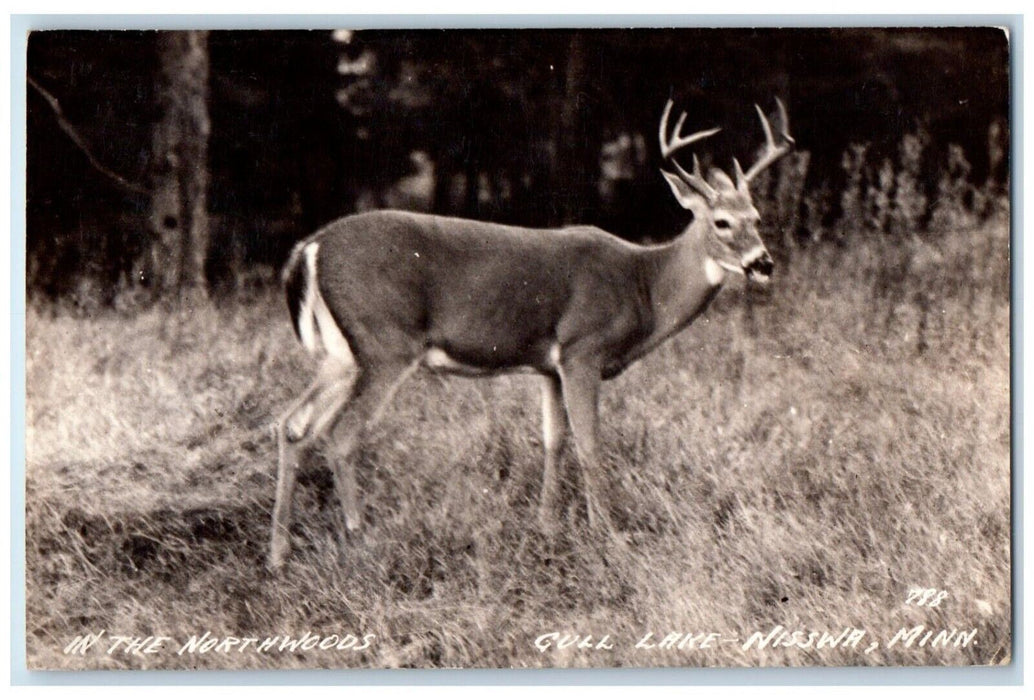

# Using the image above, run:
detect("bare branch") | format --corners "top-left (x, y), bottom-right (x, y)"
top-left (27, 75), bottom-right (151, 196)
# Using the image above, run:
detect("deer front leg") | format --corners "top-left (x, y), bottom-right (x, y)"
top-left (557, 360), bottom-right (613, 532)
top-left (538, 373), bottom-right (567, 529)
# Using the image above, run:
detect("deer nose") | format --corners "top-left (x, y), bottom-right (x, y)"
top-left (742, 248), bottom-right (774, 276)
top-left (750, 254), bottom-right (774, 277)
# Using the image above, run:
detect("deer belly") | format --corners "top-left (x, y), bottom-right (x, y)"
top-left (422, 347), bottom-right (539, 377)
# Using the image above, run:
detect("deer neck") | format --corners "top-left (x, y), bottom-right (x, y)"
top-left (643, 219), bottom-right (727, 341)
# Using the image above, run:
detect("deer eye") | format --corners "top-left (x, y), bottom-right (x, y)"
top-left (715, 219), bottom-right (732, 230)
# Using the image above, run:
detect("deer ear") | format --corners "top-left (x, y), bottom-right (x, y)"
top-left (661, 169), bottom-right (708, 211)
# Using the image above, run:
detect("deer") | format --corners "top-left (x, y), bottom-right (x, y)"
top-left (268, 97), bottom-right (794, 570)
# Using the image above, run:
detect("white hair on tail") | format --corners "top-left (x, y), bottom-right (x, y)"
top-left (296, 243), bottom-right (320, 353)
top-left (299, 242), bottom-right (355, 366)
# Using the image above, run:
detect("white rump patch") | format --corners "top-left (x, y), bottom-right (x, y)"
top-left (299, 242), bottom-right (355, 366)
top-left (297, 243), bottom-right (320, 353)
top-left (313, 295), bottom-right (354, 364)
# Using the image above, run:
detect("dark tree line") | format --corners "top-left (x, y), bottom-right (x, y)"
top-left (26, 28), bottom-right (1009, 304)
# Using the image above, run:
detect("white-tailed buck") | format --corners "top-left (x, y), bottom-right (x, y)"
top-left (269, 97), bottom-right (793, 569)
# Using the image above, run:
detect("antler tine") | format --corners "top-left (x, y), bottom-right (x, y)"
top-left (659, 98), bottom-right (721, 203)
top-left (742, 97), bottom-right (795, 184)
top-left (670, 154), bottom-right (719, 205)
top-left (659, 98), bottom-right (722, 160)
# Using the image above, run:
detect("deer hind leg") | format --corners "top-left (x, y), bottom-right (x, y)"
top-left (557, 361), bottom-right (614, 532)
top-left (538, 373), bottom-right (567, 529)
top-left (324, 360), bottom-right (421, 535)
top-left (270, 361), bottom-right (355, 571)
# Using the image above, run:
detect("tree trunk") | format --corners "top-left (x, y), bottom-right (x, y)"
top-left (148, 31), bottom-right (211, 302)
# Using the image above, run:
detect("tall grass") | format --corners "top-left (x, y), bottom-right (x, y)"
top-left (25, 221), bottom-right (1010, 669)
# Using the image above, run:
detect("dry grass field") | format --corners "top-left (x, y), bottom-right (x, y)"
top-left (25, 222), bottom-right (1011, 670)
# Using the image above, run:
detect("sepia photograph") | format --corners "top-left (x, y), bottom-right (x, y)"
top-left (21, 24), bottom-right (1011, 671)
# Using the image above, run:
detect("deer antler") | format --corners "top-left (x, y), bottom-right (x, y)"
top-left (659, 98), bottom-right (721, 204)
top-left (740, 97), bottom-right (795, 184)
top-left (659, 99), bottom-right (722, 159)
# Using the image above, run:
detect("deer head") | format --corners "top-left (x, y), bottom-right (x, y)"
top-left (659, 98), bottom-right (794, 283)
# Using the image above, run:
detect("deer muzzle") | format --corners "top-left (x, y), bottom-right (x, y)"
top-left (743, 249), bottom-right (774, 283)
